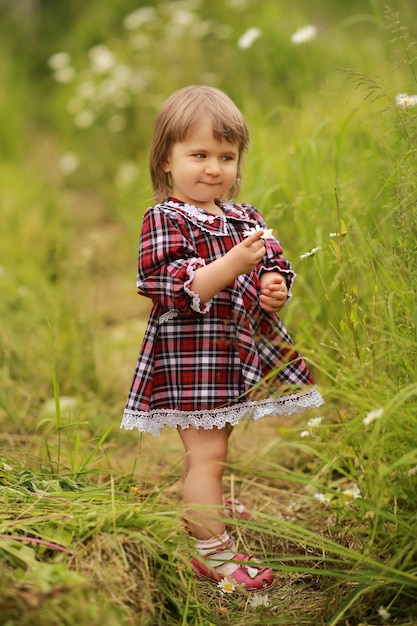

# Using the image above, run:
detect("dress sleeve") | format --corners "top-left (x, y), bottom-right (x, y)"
top-left (242, 204), bottom-right (296, 297)
top-left (136, 206), bottom-right (212, 315)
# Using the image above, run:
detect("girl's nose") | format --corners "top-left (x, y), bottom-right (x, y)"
top-left (204, 159), bottom-right (221, 175)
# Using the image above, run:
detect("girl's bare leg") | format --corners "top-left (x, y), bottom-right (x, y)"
top-left (177, 425), bottom-right (232, 540)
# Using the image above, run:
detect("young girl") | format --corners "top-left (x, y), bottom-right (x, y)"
top-left (121, 85), bottom-right (323, 591)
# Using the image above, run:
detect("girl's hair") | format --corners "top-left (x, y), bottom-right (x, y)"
top-left (150, 85), bottom-right (250, 202)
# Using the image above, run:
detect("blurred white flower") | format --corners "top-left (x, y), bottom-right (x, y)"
top-left (217, 577), bottom-right (236, 594)
top-left (396, 93), bottom-right (417, 108)
top-left (249, 592), bottom-right (270, 608)
top-left (300, 246), bottom-right (321, 259)
top-left (362, 407), bottom-right (384, 426)
top-left (291, 24), bottom-right (317, 45)
top-left (378, 606), bottom-right (390, 621)
top-left (89, 44), bottom-right (116, 74)
top-left (171, 10), bottom-right (197, 27)
top-left (342, 484), bottom-right (362, 500)
top-left (243, 224), bottom-right (273, 239)
top-left (227, 0), bottom-right (248, 7)
top-left (329, 230), bottom-right (347, 238)
top-left (48, 51), bottom-right (71, 70)
top-left (238, 27), bottom-right (262, 49)
top-left (313, 492), bottom-right (331, 504)
top-left (300, 430), bottom-right (310, 438)
top-left (42, 396), bottom-right (78, 418)
top-left (115, 162), bottom-right (139, 189)
top-left (307, 416), bottom-right (322, 428)
top-left (53, 66), bottom-right (76, 84)
top-left (407, 466), bottom-right (417, 476)
top-left (58, 152), bottom-right (80, 175)
top-left (123, 6), bottom-right (157, 30)
top-left (74, 109), bottom-right (96, 129)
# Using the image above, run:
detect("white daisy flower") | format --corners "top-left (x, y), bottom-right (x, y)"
top-left (48, 51), bottom-right (71, 70)
top-left (243, 224), bottom-right (273, 239)
top-left (58, 152), bottom-right (80, 175)
top-left (300, 246), bottom-right (321, 259)
top-left (396, 93), bottom-right (417, 108)
top-left (291, 24), bottom-right (317, 45)
top-left (378, 605), bottom-right (390, 621)
top-left (342, 484), bottom-right (362, 500)
top-left (217, 577), bottom-right (236, 594)
top-left (362, 407), bottom-right (384, 426)
top-left (307, 416), bottom-right (322, 428)
top-left (238, 27), bottom-right (262, 50)
top-left (313, 492), bottom-right (332, 504)
top-left (249, 592), bottom-right (270, 608)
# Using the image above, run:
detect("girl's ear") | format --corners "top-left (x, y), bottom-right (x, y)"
top-left (162, 153), bottom-right (171, 173)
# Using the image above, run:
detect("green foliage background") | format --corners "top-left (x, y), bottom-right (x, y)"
top-left (1, 0), bottom-right (417, 624)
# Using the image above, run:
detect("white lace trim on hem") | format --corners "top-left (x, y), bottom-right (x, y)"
top-left (121, 388), bottom-right (324, 437)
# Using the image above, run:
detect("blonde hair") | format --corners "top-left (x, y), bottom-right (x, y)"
top-left (150, 85), bottom-right (250, 202)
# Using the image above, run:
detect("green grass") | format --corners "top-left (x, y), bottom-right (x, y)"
top-left (1, 0), bottom-right (417, 623)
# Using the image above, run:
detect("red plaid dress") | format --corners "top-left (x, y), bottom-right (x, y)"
top-left (121, 199), bottom-right (323, 436)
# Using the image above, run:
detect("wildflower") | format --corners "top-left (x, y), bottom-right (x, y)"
top-left (130, 486), bottom-right (139, 493)
top-left (408, 466), bottom-right (417, 476)
top-left (53, 66), bottom-right (76, 84)
top-left (88, 44), bottom-right (116, 74)
top-left (307, 416), bottom-right (322, 428)
top-left (238, 27), bottom-right (262, 50)
top-left (378, 605), bottom-right (390, 621)
top-left (342, 484), bottom-right (362, 500)
top-left (123, 7), bottom-right (157, 30)
top-left (243, 224), bottom-right (273, 239)
top-left (362, 407), bottom-right (384, 426)
top-left (300, 430), bottom-right (310, 438)
top-left (299, 246), bottom-right (321, 259)
top-left (396, 93), bottom-right (417, 108)
top-left (249, 592), bottom-right (270, 608)
top-left (217, 577), bottom-right (236, 594)
top-left (313, 492), bottom-right (332, 504)
top-left (74, 109), bottom-right (96, 129)
top-left (48, 51), bottom-right (71, 70)
top-left (115, 162), bottom-right (139, 190)
top-left (58, 152), bottom-right (80, 175)
top-left (329, 230), bottom-right (347, 238)
top-left (291, 24), bottom-right (317, 45)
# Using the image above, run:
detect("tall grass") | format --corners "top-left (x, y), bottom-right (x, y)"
top-left (1, 0), bottom-right (417, 623)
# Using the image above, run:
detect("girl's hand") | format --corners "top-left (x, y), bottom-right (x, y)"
top-left (224, 229), bottom-right (266, 277)
top-left (259, 272), bottom-right (288, 312)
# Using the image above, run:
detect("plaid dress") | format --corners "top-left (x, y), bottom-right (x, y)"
top-left (121, 199), bottom-right (323, 436)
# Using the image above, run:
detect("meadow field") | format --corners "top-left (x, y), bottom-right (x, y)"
top-left (1, 0), bottom-right (417, 624)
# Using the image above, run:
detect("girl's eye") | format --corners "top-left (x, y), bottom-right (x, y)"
top-left (194, 153), bottom-right (206, 159)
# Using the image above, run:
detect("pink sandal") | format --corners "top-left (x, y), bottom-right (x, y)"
top-left (223, 498), bottom-right (251, 520)
top-left (191, 552), bottom-right (274, 591)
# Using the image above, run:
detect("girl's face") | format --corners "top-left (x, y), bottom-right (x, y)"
top-left (162, 123), bottom-right (239, 213)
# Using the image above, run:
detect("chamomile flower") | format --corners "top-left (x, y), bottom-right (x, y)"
top-left (342, 484), bottom-right (362, 500)
top-left (307, 416), bottom-right (322, 428)
top-left (378, 605), bottom-right (391, 621)
top-left (249, 592), bottom-right (270, 608)
top-left (313, 492), bottom-right (332, 504)
top-left (299, 246), bottom-right (321, 259)
top-left (396, 93), bottom-right (417, 108)
top-left (243, 224), bottom-right (273, 239)
top-left (217, 577), bottom-right (236, 594)
top-left (291, 24), bottom-right (317, 45)
top-left (238, 27), bottom-right (262, 50)
top-left (362, 407), bottom-right (384, 426)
